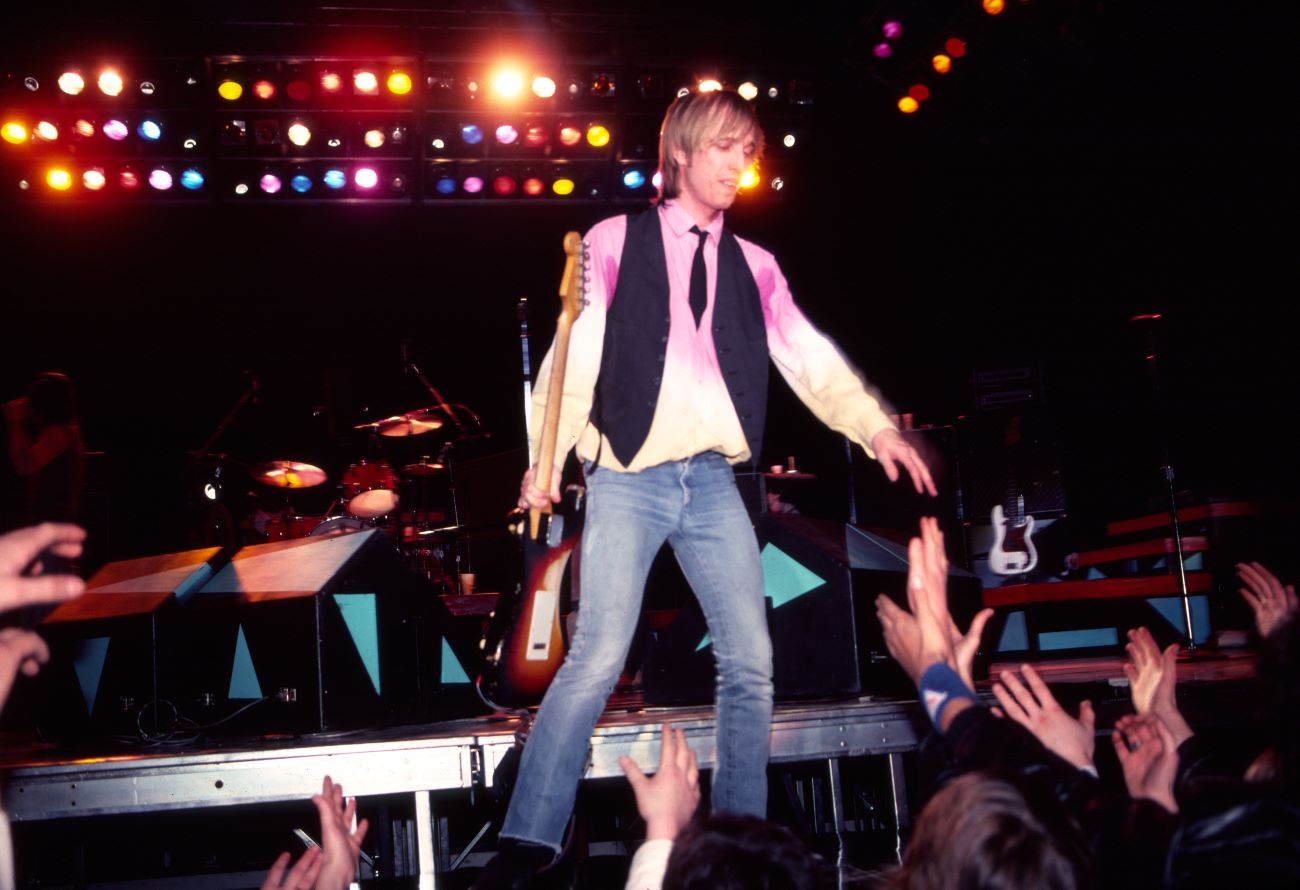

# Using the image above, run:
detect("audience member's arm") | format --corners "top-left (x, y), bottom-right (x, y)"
top-left (310, 776), bottom-right (368, 890)
top-left (620, 724), bottom-right (700, 890)
top-left (1237, 561), bottom-right (1297, 640)
top-left (1124, 627), bottom-right (1194, 748)
top-left (1112, 713), bottom-right (1180, 813)
top-left (0, 628), bottom-right (50, 710)
top-left (0, 523), bottom-right (87, 613)
top-left (875, 517), bottom-right (991, 732)
top-left (992, 664), bottom-right (1097, 772)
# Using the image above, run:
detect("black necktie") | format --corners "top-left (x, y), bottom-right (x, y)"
top-left (688, 225), bottom-right (708, 327)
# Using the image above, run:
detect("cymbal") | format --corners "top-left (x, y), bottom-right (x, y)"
top-left (402, 460), bottom-right (447, 476)
top-left (355, 407), bottom-right (445, 438)
top-left (251, 460), bottom-right (328, 489)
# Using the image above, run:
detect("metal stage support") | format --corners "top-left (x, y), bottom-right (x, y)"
top-left (2, 699), bottom-right (923, 887)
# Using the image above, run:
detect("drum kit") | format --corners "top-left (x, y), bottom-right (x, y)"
top-left (238, 404), bottom-right (470, 591)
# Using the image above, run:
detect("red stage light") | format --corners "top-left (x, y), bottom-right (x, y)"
top-left (287, 79), bottom-right (312, 101)
top-left (908, 84), bottom-right (931, 102)
top-left (252, 80), bottom-right (276, 100)
top-left (523, 122), bottom-right (548, 148)
top-left (493, 174), bottom-right (517, 195)
top-left (558, 124), bottom-right (582, 147)
top-left (522, 176), bottom-right (544, 196)
top-left (945, 38), bottom-right (967, 58)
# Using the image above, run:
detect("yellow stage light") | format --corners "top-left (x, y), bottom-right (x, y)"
top-left (933, 55), bottom-right (953, 74)
top-left (738, 82), bottom-right (758, 101)
top-left (698, 79), bottom-right (722, 93)
top-left (552, 177), bottom-right (575, 196)
top-left (983, 0), bottom-right (1005, 14)
top-left (218, 80), bottom-right (243, 101)
top-left (898, 96), bottom-right (919, 114)
top-left (34, 121), bottom-right (58, 142)
top-left (739, 166), bottom-right (759, 190)
top-left (586, 124), bottom-right (611, 147)
top-left (387, 72), bottom-right (413, 95)
top-left (287, 122), bottom-right (311, 146)
top-left (46, 168), bottom-right (73, 190)
top-left (1, 122), bottom-right (28, 144)
top-left (83, 168), bottom-right (107, 191)
top-left (364, 128), bottom-right (385, 148)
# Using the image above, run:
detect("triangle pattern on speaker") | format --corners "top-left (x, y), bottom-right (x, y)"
top-left (73, 636), bottom-right (111, 715)
top-left (228, 624), bottom-right (264, 699)
top-left (333, 593), bottom-right (381, 695)
top-left (441, 638), bottom-right (471, 684)
top-left (696, 543), bottom-right (828, 651)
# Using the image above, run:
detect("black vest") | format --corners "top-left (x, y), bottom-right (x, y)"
top-left (593, 209), bottom-right (769, 468)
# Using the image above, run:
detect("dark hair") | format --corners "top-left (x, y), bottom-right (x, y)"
top-left (889, 770), bottom-right (1092, 890)
top-left (27, 371), bottom-right (78, 426)
top-left (663, 813), bottom-right (823, 890)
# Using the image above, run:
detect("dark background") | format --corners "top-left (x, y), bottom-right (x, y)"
top-left (1, 1), bottom-right (1296, 573)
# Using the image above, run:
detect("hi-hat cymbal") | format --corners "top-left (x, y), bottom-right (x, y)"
top-left (403, 460), bottom-right (447, 476)
top-left (355, 407), bottom-right (445, 437)
top-left (251, 460), bottom-right (328, 489)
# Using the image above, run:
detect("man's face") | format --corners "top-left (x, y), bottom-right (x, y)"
top-left (673, 126), bottom-right (758, 220)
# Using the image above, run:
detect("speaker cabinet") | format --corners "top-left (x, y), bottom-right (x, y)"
top-left (170, 530), bottom-right (441, 736)
top-left (36, 547), bottom-right (228, 742)
top-left (642, 515), bottom-right (984, 704)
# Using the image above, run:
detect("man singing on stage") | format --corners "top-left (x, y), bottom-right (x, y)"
top-left (475, 88), bottom-right (935, 888)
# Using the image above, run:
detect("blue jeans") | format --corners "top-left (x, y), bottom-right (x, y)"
top-left (500, 452), bottom-right (774, 852)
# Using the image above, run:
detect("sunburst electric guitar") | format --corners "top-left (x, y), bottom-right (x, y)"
top-left (479, 232), bottom-right (587, 707)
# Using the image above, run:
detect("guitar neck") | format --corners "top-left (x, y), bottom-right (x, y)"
top-left (534, 313), bottom-right (574, 503)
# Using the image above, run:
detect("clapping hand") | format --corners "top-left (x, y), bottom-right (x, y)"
top-left (1237, 561), bottom-right (1297, 639)
top-left (992, 664), bottom-right (1097, 772)
top-left (1123, 627), bottom-right (1193, 748)
top-left (1112, 713), bottom-right (1180, 813)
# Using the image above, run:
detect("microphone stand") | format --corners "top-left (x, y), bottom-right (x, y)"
top-left (1132, 314), bottom-right (1197, 650)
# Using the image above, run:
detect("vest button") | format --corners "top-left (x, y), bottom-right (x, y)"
top-left (657, 353), bottom-right (665, 362)
top-left (652, 377), bottom-right (661, 386)
top-left (660, 335), bottom-right (668, 343)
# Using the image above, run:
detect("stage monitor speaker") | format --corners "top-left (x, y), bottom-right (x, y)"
top-left (641, 515), bottom-right (983, 704)
top-left (34, 546), bottom-right (229, 742)
top-left (170, 529), bottom-right (454, 736)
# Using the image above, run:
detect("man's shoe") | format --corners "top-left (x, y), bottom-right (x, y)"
top-left (469, 838), bottom-right (555, 890)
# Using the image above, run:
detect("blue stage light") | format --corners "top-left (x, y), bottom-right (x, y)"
top-left (323, 168), bottom-right (346, 189)
top-left (180, 168), bottom-right (205, 190)
top-left (291, 174), bottom-right (312, 193)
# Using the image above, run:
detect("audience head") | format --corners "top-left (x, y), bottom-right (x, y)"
top-left (663, 813), bottom-right (823, 890)
top-left (890, 769), bottom-right (1092, 890)
top-left (27, 371), bottom-right (78, 426)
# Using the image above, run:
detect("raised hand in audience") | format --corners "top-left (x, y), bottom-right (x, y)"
top-left (259, 847), bottom-right (323, 890)
top-left (1124, 626), bottom-right (1194, 748)
top-left (619, 723), bottom-right (700, 841)
top-left (0, 522), bottom-right (86, 613)
top-left (0, 627), bottom-right (50, 709)
top-left (992, 664), bottom-right (1097, 772)
top-left (311, 776), bottom-right (369, 890)
top-left (1112, 713), bottom-right (1180, 813)
top-left (876, 517), bottom-right (992, 730)
top-left (1237, 561), bottom-right (1297, 639)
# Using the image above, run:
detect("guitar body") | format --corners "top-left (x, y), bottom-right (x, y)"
top-left (480, 491), bottom-right (583, 706)
top-left (990, 504), bottom-right (1038, 575)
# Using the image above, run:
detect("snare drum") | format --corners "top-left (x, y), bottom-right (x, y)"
top-left (341, 459), bottom-right (399, 518)
top-left (308, 515), bottom-right (371, 537)
top-left (264, 514), bottom-right (323, 540)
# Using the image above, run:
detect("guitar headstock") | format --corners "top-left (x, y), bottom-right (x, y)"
top-left (558, 231), bottom-right (586, 322)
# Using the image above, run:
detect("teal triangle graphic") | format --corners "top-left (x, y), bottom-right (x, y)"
top-left (72, 636), bottom-right (111, 715)
top-left (228, 625), bottom-right (264, 699)
top-left (1146, 594), bottom-right (1211, 645)
top-left (696, 544), bottom-right (828, 651)
top-left (334, 593), bottom-right (381, 695)
top-left (441, 638), bottom-right (471, 684)
top-left (761, 543), bottom-right (827, 608)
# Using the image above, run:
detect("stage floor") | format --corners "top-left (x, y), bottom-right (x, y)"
top-left (0, 695), bottom-right (924, 888)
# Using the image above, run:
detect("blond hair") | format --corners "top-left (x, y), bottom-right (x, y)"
top-left (656, 90), bottom-right (764, 203)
